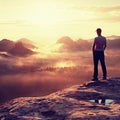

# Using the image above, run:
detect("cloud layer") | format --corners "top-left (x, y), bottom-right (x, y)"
top-left (72, 5), bottom-right (120, 22)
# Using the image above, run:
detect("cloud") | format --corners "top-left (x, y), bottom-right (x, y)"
top-left (91, 6), bottom-right (120, 13)
top-left (92, 6), bottom-right (120, 22)
top-left (72, 5), bottom-right (120, 22)
top-left (0, 55), bottom-right (58, 75)
top-left (0, 20), bottom-right (28, 25)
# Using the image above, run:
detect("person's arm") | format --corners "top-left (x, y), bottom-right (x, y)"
top-left (92, 39), bottom-right (95, 52)
top-left (103, 38), bottom-right (107, 50)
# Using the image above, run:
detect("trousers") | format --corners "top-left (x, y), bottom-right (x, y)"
top-left (93, 51), bottom-right (107, 79)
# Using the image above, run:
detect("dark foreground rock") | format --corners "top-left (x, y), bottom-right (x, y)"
top-left (0, 78), bottom-right (120, 120)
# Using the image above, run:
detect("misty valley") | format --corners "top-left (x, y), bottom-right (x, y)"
top-left (0, 36), bottom-right (120, 104)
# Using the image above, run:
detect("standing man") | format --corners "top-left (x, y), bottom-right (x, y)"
top-left (92, 28), bottom-right (107, 81)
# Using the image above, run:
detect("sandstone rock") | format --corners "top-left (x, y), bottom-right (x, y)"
top-left (0, 78), bottom-right (120, 120)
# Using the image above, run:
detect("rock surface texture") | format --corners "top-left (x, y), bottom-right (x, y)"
top-left (0, 78), bottom-right (120, 120)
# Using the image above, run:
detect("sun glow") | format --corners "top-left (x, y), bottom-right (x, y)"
top-left (25, 2), bottom-right (61, 27)
top-left (55, 61), bottom-right (76, 68)
top-left (0, 0), bottom-right (120, 43)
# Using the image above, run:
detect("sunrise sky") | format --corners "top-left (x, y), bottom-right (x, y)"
top-left (0, 0), bottom-right (120, 43)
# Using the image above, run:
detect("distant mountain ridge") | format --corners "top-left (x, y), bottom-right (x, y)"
top-left (0, 38), bottom-right (36, 57)
top-left (0, 39), bottom-right (15, 52)
top-left (56, 35), bottom-right (120, 52)
top-left (9, 42), bottom-right (34, 56)
top-left (18, 38), bottom-right (37, 49)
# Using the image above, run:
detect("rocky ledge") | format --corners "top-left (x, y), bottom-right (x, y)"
top-left (0, 78), bottom-right (120, 120)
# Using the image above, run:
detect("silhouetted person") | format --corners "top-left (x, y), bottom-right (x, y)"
top-left (95, 98), bottom-right (106, 105)
top-left (92, 28), bottom-right (107, 81)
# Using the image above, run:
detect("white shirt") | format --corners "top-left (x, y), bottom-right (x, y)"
top-left (94, 36), bottom-right (106, 51)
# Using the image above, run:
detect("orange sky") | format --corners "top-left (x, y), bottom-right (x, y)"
top-left (0, 0), bottom-right (120, 44)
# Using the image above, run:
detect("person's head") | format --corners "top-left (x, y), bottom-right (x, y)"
top-left (96, 28), bottom-right (102, 36)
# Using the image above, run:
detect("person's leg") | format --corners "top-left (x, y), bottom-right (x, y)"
top-left (100, 51), bottom-right (107, 79)
top-left (93, 51), bottom-right (99, 80)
